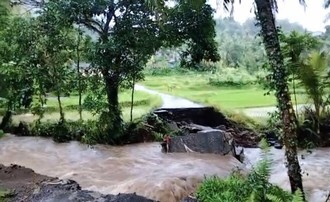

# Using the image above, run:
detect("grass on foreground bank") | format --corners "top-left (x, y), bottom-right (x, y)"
top-left (0, 188), bottom-right (13, 202)
top-left (141, 72), bottom-right (307, 110)
top-left (0, 90), bottom-right (162, 124)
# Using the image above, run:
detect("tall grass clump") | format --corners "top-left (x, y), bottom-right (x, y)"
top-left (208, 67), bottom-right (267, 87)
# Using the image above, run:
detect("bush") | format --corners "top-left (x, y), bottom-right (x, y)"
top-left (196, 140), bottom-right (303, 202)
top-left (197, 173), bottom-right (249, 201)
top-left (121, 113), bottom-right (171, 144)
top-left (80, 120), bottom-right (108, 145)
top-left (8, 114), bottom-right (166, 145)
top-left (208, 68), bottom-right (259, 87)
top-left (297, 107), bottom-right (330, 148)
top-left (144, 67), bottom-right (190, 76)
top-left (0, 189), bottom-right (14, 201)
top-left (31, 121), bottom-right (77, 143)
top-left (5, 112), bottom-right (174, 145)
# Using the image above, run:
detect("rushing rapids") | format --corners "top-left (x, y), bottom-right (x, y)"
top-left (0, 134), bottom-right (242, 202)
top-left (1, 135), bottom-right (330, 201)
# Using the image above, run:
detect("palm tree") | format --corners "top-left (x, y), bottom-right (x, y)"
top-left (299, 51), bottom-right (328, 134)
top-left (279, 31), bottom-right (320, 120)
top-left (220, 0), bottom-right (305, 196)
top-left (253, 0), bottom-right (305, 195)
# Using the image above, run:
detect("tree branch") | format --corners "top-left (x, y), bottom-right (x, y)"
top-left (80, 15), bottom-right (103, 35)
top-left (103, 1), bottom-right (116, 34)
top-left (325, 191), bottom-right (330, 202)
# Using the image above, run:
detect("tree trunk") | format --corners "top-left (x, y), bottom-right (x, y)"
top-left (130, 77), bottom-right (136, 122)
top-left (255, 0), bottom-right (304, 197)
top-left (292, 74), bottom-right (299, 120)
top-left (57, 93), bottom-right (64, 123)
top-left (0, 110), bottom-right (12, 130)
top-left (314, 97), bottom-right (321, 134)
top-left (77, 27), bottom-right (82, 121)
top-left (103, 73), bottom-right (123, 138)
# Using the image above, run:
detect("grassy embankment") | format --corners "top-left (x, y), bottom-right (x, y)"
top-left (141, 70), bottom-right (308, 125)
top-left (0, 189), bottom-right (12, 201)
top-left (0, 90), bottom-right (162, 124)
top-left (141, 72), bottom-right (307, 110)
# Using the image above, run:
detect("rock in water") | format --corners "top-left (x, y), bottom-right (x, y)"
top-left (169, 130), bottom-right (232, 155)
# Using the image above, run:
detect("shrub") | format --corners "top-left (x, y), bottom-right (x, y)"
top-left (121, 113), bottom-right (171, 144)
top-left (30, 120), bottom-right (98, 143)
top-left (297, 107), bottom-right (330, 148)
top-left (80, 120), bottom-right (107, 145)
top-left (144, 67), bottom-right (190, 76)
top-left (0, 189), bottom-right (14, 201)
top-left (7, 112), bottom-right (174, 145)
top-left (197, 173), bottom-right (249, 201)
top-left (208, 68), bottom-right (258, 87)
top-left (31, 121), bottom-right (74, 143)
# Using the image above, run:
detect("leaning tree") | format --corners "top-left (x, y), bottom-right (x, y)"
top-left (253, 0), bottom-right (305, 195)
top-left (207, 0), bottom-right (306, 196)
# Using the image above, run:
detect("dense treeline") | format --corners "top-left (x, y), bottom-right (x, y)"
top-left (0, 0), bottom-right (219, 143)
top-left (215, 18), bottom-right (306, 72)
top-left (147, 17), bottom-right (325, 73)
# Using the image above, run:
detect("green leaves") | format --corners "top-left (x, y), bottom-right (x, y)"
top-left (196, 142), bottom-right (302, 202)
top-left (298, 50), bottom-right (328, 133)
top-left (163, 2), bottom-right (220, 66)
top-left (299, 50), bottom-right (327, 101)
top-left (280, 30), bottom-right (320, 75)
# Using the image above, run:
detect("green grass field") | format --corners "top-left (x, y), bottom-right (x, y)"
top-left (141, 73), bottom-right (308, 110)
top-left (1, 90), bottom-right (162, 124)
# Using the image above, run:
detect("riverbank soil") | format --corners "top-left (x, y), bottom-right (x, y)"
top-left (0, 164), bottom-right (52, 201)
top-left (0, 164), bottom-right (154, 202)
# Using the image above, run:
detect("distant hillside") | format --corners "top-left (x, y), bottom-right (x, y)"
top-left (215, 18), bottom-right (306, 37)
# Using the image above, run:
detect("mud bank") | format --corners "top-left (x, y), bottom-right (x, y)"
top-left (0, 164), bottom-right (154, 202)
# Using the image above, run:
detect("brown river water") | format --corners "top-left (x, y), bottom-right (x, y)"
top-left (1, 134), bottom-right (330, 201)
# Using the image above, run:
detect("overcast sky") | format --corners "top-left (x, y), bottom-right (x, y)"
top-left (208, 0), bottom-right (330, 32)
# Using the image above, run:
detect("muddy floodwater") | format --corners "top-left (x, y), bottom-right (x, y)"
top-left (0, 134), bottom-right (240, 202)
top-left (1, 134), bottom-right (330, 201)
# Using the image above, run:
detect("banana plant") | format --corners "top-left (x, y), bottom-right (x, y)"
top-left (298, 50), bottom-right (329, 134)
